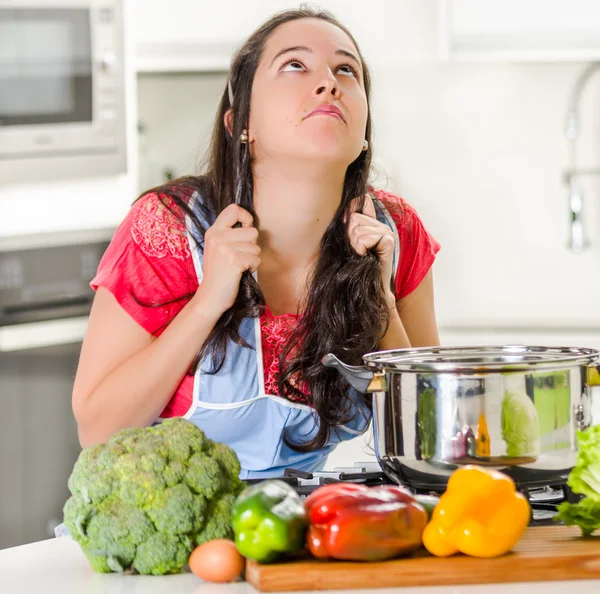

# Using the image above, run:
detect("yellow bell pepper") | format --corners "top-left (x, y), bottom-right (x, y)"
top-left (422, 465), bottom-right (530, 558)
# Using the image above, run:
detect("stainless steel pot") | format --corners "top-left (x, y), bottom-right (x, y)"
top-left (324, 345), bottom-right (600, 489)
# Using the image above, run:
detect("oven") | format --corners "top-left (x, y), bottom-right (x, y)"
top-left (0, 229), bottom-right (111, 549)
top-left (0, 0), bottom-right (126, 183)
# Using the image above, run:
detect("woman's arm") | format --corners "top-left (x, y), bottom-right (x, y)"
top-left (378, 270), bottom-right (440, 350)
top-left (72, 287), bottom-right (222, 448)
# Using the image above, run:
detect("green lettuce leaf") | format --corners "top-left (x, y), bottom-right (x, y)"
top-left (555, 499), bottom-right (600, 537)
top-left (568, 425), bottom-right (600, 501)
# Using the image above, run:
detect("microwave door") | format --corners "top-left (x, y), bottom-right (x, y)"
top-left (0, 8), bottom-right (93, 128)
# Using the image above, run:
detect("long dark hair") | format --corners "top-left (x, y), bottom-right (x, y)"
top-left (143, 4), bottom-right (391, 451)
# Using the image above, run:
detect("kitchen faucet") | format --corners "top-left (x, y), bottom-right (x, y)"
top-left (564, 62), bottom-right (600, 252)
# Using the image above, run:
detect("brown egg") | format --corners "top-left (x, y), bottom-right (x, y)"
top-left (189, 539), bottom-right (245, 583)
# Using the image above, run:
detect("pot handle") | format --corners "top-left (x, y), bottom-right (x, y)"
top-left (586, 364), bottom-right (600, 427)
top-left (321, 353), bottom-right (386, 393)
top-left (587, 364), bottom-right (600, 387)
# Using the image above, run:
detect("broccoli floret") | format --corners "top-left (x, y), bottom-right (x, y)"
top-left (163, 461), bottom-right (186, 486)
top-left (186, 454), bottom-right (224, 499)
top-left (67, 444), bottom-right (113, 504)
top-left (195, 493), bottom-right (236, 545)
top-left (153, 417), bottom-right (208, 460)
top-left (146, 484), bottom-right (206, 535)
top-left (120, 471), bottom-right (166, 507)
top-left (133, 532), bottom-right (191, 575)
top-left (63, 419), bottom-right (243, 575)
top-left (96, 443), bottom-right (127, 470)
top-left (133, 433), bottom-right (170, 460)
top-left (232, 476), bottom-right (247, 497)
top-left (209, 442), bottom-right (242, 478)
top-left (84, 500), bottom-right (154, 571)
top-left (80, 546), bottom-right (117, 573)
top-left (62, 496), bottom-right (95, 542)
top-left (108, 427), bottom-right (140, 453)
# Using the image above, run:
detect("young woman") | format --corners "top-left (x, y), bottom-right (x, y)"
top-left (72, 6), bottom-right (441, 478)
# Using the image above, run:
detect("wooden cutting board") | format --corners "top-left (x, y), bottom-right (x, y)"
top-left (245, 526), bottom-right (600, 592)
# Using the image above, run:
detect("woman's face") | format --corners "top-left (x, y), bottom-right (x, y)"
top-left (249, 18), bottom-right (368, 167)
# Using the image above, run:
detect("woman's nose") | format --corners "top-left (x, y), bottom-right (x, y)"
top-left (313, 72), bottom-right (340, 98)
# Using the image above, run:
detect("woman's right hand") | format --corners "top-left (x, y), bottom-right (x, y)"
top-left (194, 204), bottom-right (261, 316)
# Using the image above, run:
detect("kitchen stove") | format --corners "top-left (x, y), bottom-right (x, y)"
top-left (247, 462), bottom-right (581, 526)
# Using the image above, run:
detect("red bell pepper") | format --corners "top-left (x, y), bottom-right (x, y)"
top-left (305, 483), bottom-right (428, 562)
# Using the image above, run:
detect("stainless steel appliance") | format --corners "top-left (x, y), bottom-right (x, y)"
top-left (0, 229), bottom-right (111, 549)
top-left (324, 346), bottom-right (600, 489)
top-left (0, 0), bottom-right (126, 183)
top-left (255, 462), bottom-right (581, 526)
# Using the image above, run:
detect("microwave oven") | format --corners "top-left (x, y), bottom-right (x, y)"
top-left (0, 0), bottom-right (126, 183)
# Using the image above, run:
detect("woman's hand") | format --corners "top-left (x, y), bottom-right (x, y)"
top-left (346, 193), bottom-right (396, 308)
top-left (195, 204), bottom-right (261, 316)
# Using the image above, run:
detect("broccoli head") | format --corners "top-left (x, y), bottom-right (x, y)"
top-left (63, 418), bottom-right (245, 575)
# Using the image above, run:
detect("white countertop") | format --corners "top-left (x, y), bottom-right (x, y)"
top-left (1, 537), bottom-right (600, 594)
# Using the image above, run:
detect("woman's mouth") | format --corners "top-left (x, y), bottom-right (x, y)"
top-left (306, 104), bottom-right (345, 122)
top-left (308, 111), bottom-right (343, 121)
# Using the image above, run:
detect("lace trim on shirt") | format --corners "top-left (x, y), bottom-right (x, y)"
top-left (131, 193), bottom-right (191, 261)
top-left (261, 309), bottom-right (310, 404)
top-left (369, 187), bottom-right (408, 224)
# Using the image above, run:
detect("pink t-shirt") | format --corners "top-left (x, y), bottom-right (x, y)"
top-left (91, 187), bottom-right (441, 417)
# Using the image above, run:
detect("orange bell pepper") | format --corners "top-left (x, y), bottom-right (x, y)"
top-left (422, 465), bottom-right (530, 558)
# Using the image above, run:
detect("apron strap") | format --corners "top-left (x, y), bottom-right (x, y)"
top-left (369, 192), bottom-right (401, 289)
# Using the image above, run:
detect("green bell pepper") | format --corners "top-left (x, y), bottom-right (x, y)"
top-left (231, 479), bottom-right (307, 563)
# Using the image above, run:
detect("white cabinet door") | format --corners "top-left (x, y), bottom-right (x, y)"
top-left (134, 0), bottom-right (293, 72)
top-left (440, 0), bottom-right (600, 61)
top-left (134, 0), bottom-right (238, 72)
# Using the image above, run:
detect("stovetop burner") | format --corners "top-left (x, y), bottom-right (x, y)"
top-left (246, 462), bottom-right (581, 526)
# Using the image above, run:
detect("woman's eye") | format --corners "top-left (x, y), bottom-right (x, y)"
top-left (337, 65), bottom-right (357, 77)
top-left (282, 60), bottom-right (304, 71)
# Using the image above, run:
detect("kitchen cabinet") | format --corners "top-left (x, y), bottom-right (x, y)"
top-left (0, 345), bottom-right (82, 549)
top-left (133, 0), bottom-right (391, 73)
top-left (134, 0), bottom-right (294, 72)
top-left (440, 0), bottom-right (600, 61)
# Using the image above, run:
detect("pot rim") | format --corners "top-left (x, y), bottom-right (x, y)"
top-left (362, 344), bottom-right (600, 373)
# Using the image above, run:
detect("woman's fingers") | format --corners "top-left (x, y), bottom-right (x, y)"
top-left (239, 253), bottom-right (261, 273)
top-left (212, 204), bottom-right (255, 229)
top-left (353, 232), bottom-right (393, 255)
top-left (360, 193), bottom-right (377, 218)
top-left (234, 242), bottom-right (262, 256)
top-left (347, 211), bottom-right (382, 233)
top-left (347, 193), bottom-right (377, 219)
top-left (350, 221), bottom-right (394, 242)
top-left (222, 226), bottom-right (259, 243)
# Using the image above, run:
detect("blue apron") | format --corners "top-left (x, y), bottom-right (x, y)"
top-left (179, 192), bottom-right (401, 479)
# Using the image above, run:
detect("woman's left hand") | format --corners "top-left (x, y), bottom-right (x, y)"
top-left (346, 193), bottom-right (396, 308)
